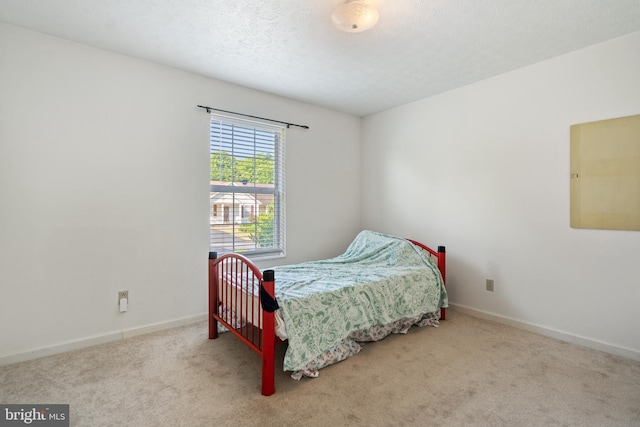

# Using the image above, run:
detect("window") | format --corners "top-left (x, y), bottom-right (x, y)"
top-left (209, 115), bottom-right (285, 257)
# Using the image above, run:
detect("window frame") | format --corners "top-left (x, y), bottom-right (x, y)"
top-left (209, 114), bottom-right (286, 258)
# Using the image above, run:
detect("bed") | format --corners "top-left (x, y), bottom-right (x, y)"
top-left (208, 230), bottom-right (447, 396)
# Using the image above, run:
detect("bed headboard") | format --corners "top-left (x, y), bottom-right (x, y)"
top-left (406, 239), bottom-right (446, 321)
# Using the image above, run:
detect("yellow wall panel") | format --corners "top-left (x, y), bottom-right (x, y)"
top-left (570, 114), bottom-right (640, 230)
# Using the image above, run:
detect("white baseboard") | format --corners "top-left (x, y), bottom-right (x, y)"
top-left (5, 306), bottom-right (638, 366)
top-left (448, 303), bottom-right (640, 362)
top-left (0, 313), bottom-right (207, 367)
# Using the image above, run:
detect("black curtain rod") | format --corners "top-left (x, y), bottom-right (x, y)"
top-left (197, 105), bottom-right (309, 129)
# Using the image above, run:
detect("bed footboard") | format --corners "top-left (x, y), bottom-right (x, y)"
top-left (208, 252), bottom-right (277, 396)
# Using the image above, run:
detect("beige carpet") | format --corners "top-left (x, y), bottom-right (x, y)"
top-left (1, 312), bottom-right (639, 426)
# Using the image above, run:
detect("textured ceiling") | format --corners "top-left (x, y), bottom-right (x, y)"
top-left (1, 0), bottom-right (640, 116)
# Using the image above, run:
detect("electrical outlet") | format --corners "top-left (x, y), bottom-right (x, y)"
top-left (486, 279), bottom-right (494, 292)
top-left (118, 290), bottom-right (128, 302)
top-left (118, 291), bottom-right (128, 312)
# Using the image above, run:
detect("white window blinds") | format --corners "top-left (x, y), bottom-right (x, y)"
top-left (209, 115), bottom-right (285, 257)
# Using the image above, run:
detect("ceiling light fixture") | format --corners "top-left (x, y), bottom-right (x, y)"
top-left (331, 0), bottom-right (379, 33)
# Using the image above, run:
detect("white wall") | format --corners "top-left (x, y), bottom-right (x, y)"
top-left (0, 24), bottom-right (361, 361)
top-left (362, 31), bottom-right (640, 358)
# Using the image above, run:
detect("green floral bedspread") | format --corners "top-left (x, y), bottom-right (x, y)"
top-left (272, 230), bottom-right (448, 372)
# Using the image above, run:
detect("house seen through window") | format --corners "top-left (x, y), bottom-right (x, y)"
top-left (209, 115), bottom-right (285, 257)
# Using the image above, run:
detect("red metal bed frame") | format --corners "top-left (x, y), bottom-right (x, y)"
top-left (208, 240), bottom-right (446, 396)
